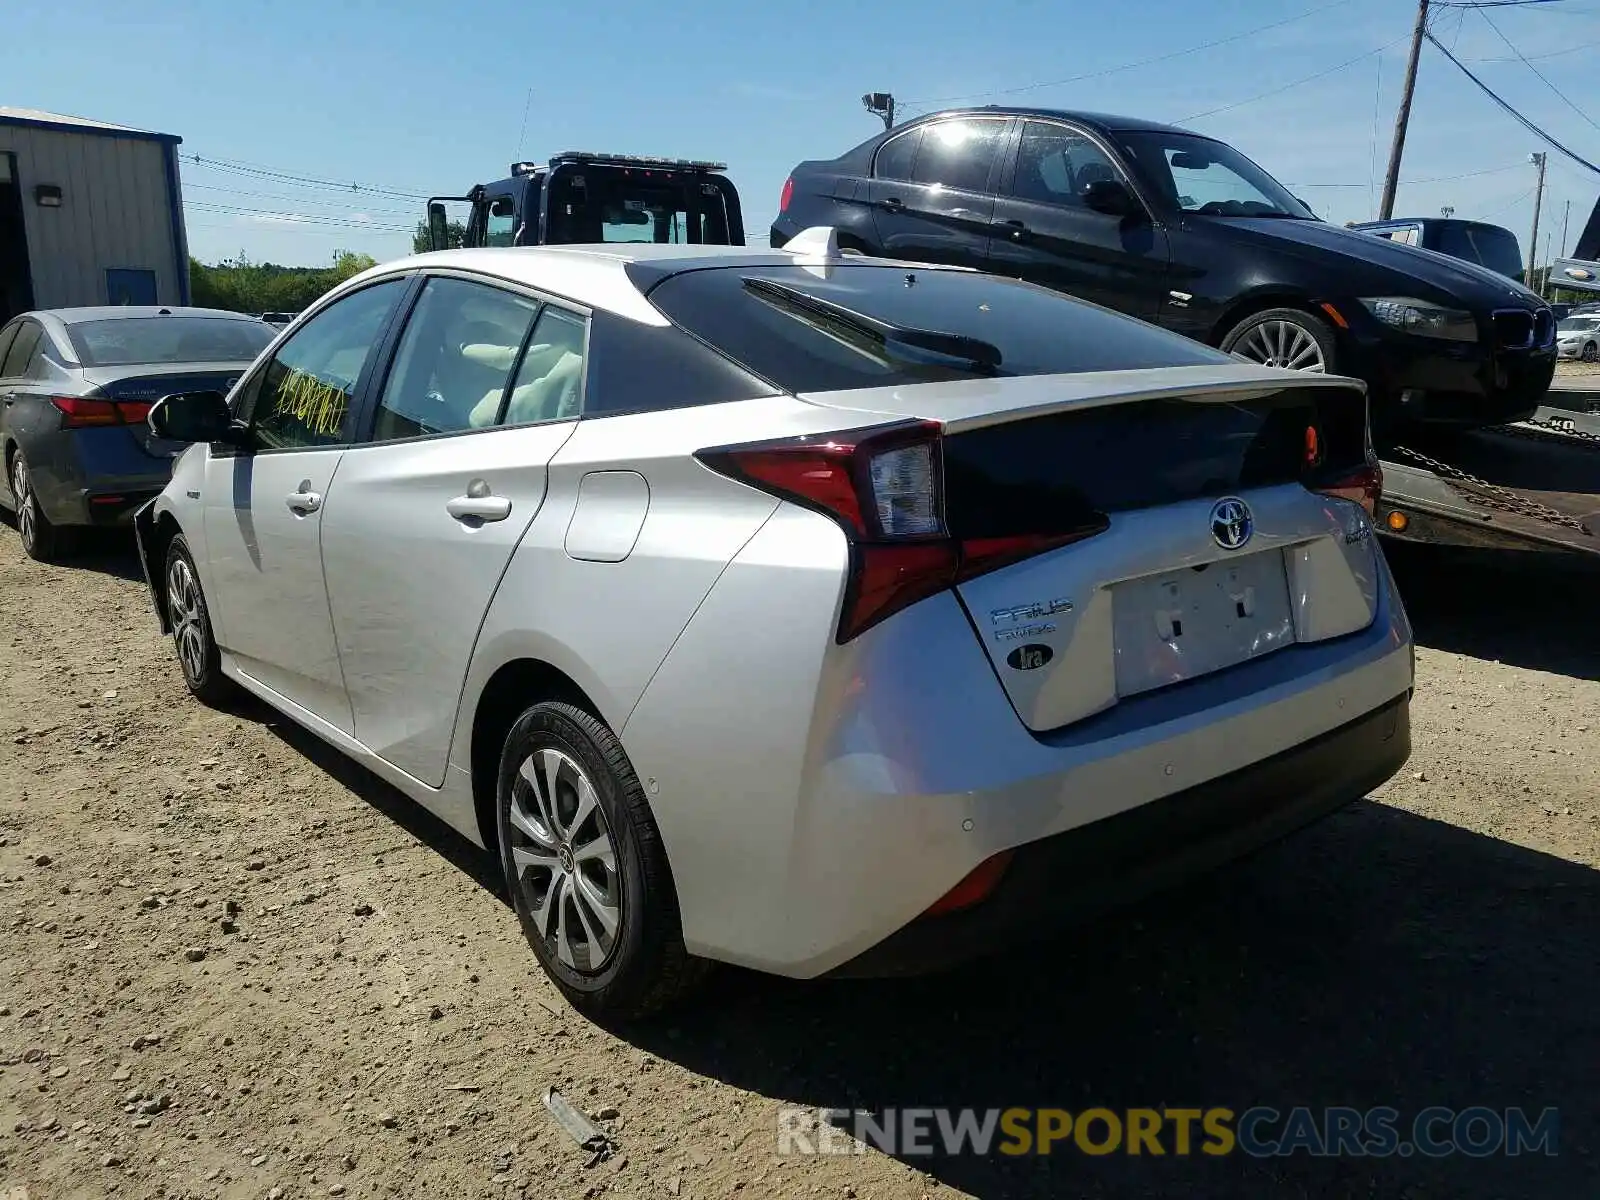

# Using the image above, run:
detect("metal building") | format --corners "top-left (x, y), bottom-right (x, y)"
top-left (0, 107), bottom-right (189, 325)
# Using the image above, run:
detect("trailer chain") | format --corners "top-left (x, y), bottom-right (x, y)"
top-left (1517, 414), bottom-right (1600, 445)
top-left (1390, 444), bottom-right (1592, 532)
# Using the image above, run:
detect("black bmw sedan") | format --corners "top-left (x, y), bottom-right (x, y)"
top-left (772, 107), bottom-right (1556, 433)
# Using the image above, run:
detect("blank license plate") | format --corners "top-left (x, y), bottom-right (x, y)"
top-left (1112, 549), bottom-right (1295, 699)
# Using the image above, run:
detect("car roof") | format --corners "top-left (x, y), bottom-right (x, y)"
top-left (346, 244), bottom-right (905, 325)
top-left (918, 106), bottom-right (1197, 136)
top-left (29, 306), bottom-right (264, 325)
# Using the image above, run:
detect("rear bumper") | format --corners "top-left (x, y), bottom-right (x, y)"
top-left (622, 505), bottom-right (1417, 979)
top-left (26, 427), bottom-right (175, 527)
top-left (827, 692), bottom-right (1409, 978)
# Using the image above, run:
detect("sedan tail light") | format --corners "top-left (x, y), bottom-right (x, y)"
top-left (779, 177), bottom-right (795, 214)
top-left (49, 395), bottom-right (151, 429)
top-left (696, 420), bottom-right (1096, 642)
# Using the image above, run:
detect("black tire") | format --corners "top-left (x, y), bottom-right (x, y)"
top-left (496, 701), bottom-right (707, 1020)
top-left (1583, 341), bottom-right (1598, 362)
top-left (1219, 306), bottom-right (1340, 376)
top-left (163, 534), bottom-right (236, 706)
top-left (7, 449), bottom-right (73, 563)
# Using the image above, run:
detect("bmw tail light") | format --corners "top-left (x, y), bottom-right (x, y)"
top-left (696, 421), bottom-right (1095, 642)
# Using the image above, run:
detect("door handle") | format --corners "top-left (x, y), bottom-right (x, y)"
top-left (879, 196), bottom-right (905, 213)
top-left (286, 480), bottom-right (322, 515)
top-left (446, 478), bottom-right (511, 524)
top-left (997, 218), bottom-right (1030, 240)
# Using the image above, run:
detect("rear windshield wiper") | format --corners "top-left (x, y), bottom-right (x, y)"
top-left (741, 275), bottom-right (1003, 372)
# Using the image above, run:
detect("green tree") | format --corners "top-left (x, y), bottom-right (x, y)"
top-left (413, 219), bottom-right (467, 254)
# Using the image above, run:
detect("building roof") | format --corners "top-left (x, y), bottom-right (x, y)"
top-left (0, 106), bottom-right (181, 145)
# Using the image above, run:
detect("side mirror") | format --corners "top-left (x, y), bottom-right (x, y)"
top-left (1082, 179), bottom-right (1140, 218)
top-left (427, 201), bottom-right (449, 251)
top-left (149, 390), bottom-right (244, 446)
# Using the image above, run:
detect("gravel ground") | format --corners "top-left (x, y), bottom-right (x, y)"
top-left (1, 528), bottom-right (1598, 1200)
top-left (1554, 360), bottom-right (1600, 378)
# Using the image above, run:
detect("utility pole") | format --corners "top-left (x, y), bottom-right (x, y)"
top-left (1380, 0), bottom-right (1429, 220)
top-left (1561, 198), bottom-right (1572, 257)
top-left (1528, 151), bottom-right (1548, 291)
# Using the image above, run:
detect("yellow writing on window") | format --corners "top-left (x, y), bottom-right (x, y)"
top-left (277, 367), bottom-right (349, 439)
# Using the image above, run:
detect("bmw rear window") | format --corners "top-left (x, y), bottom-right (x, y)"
top-left (66, 316), bottom-right (277, 367)
top-left (636, 264), bottom-right (1229, 393)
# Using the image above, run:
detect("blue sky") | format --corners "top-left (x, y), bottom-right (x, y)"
top-left (9, 0), bottom-right (1600, 268)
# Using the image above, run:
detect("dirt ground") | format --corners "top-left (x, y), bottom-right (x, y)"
top-left (1, 529), bottom-right (1598, 1200)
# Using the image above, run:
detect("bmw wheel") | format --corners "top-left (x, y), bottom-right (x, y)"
top-left (165, 534), bottom-right (235, 706)
top-left (497, 701), bottom-right (706, 1019)
top-left (8, 450), bottom-right (71, 563)
top-left (1221, 307), bottom-right (1338, 375)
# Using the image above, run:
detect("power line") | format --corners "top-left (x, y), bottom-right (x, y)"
top-left (184, 200), bottom-right (414, 233)
top-left (183, 180), bottom-right (417, 220)
top-left (1470, 35), bottom-right (1600, 60)
top-left (1475, 6), bottom-right (1600, 133)
top-left (1476, 185), bottom-right (1536, 219)
top-left (1180, 35), bottom-right (1409, 122)
top-left (898, 0), bottom-right (1352, 107)
top-left (1425, 31), bottom-right (1600, 174)
top-left (184, 153), bottom-right (431, 200)
top-left (1289, 162), bottom-right (1529, 186)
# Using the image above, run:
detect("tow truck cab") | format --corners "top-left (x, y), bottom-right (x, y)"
top-left (426, 152), bottom-right (745, 250)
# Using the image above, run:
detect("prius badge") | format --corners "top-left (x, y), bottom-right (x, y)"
top-left (1209, 497), bottom-right (1253, 551)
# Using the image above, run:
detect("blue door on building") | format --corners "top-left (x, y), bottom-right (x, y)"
top-left (106, 268), bottom-right (157, 305)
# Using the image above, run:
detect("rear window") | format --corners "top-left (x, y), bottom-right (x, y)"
top-left (639, 264), bottom-right (1230, 393)
top-left (546, 169), bottom-right (734, 245)
top-left (944, 387), bottom-right (1369, 539)
top-left (67, 316), bottom-right (276, 367)
top-left (1434, 224), bottom-right (1522, 279)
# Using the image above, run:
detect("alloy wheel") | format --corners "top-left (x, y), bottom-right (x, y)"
top-left (1232, 319), bottom-right (1328, 372)
top-left (166, 556), bottom-right (209, 683)
top-left (11, 457), bottom-right (36, 552)
top-left (507, 747), bottom-right (622, 973)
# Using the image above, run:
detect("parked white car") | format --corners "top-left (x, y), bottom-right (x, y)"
top-left (135, 230), bottom-right (1414, 1016)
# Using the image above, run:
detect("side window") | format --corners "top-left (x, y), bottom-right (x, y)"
top-left (1394, 226), bottom-right (1420, 247)
top-left (1011, 123), bottom-right (1123, 208)
top-left (2, 322), bottom-right (41, 379)
top-left (246, 278), bottom-right (406, 450)
top-left (485, 196), bottom-right (517, 247)
top-left (502, 307), bottom-right (587, 426)
top-left (873, 129), bottom-right (923, 182)
top-left (371, 277), bottom-right (539, 441)
top-left (0, 322), bottom-right (19, 375)
top-left (911, 119), bottom-right (1007, 193)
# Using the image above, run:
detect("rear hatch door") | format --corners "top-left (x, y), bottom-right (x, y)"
top-left (800, 368), bottom-right (1381, 732)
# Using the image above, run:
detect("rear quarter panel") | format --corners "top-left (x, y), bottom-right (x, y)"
top-left (446, 396), bottom-right (859, 777)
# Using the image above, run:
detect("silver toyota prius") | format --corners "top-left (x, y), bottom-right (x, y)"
top-left (133, 229), bottom-right (1414, 1017)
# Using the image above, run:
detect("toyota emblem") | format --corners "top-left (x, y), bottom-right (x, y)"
top-left (1210, 497), bottom-right (1254, 550)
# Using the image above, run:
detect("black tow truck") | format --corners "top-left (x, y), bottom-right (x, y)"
top-left (425, 151), bottom-right (745, 250)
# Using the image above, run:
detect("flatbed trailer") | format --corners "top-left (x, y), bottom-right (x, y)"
top-left (1376, 408), bottom-right (1600, 558)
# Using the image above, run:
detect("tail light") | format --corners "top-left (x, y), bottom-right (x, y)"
top-left (696, 421), bottom-right (1099, 642)
top-left (779, 177), bottom-right (795, 214)
top-left (1315, 460), bottom-right (1382, 519)
top-left (50, 396), bottom-right (151, 429)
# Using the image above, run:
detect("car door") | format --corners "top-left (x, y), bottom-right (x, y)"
top-left (319, 274), bottom-right (584, 786)
top-left (985, 119), bottom-right (1171, 319)
top-left (864, 116), bottom-right (1009, 269)
top-left (201, 276), bottom-right (410, 731)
